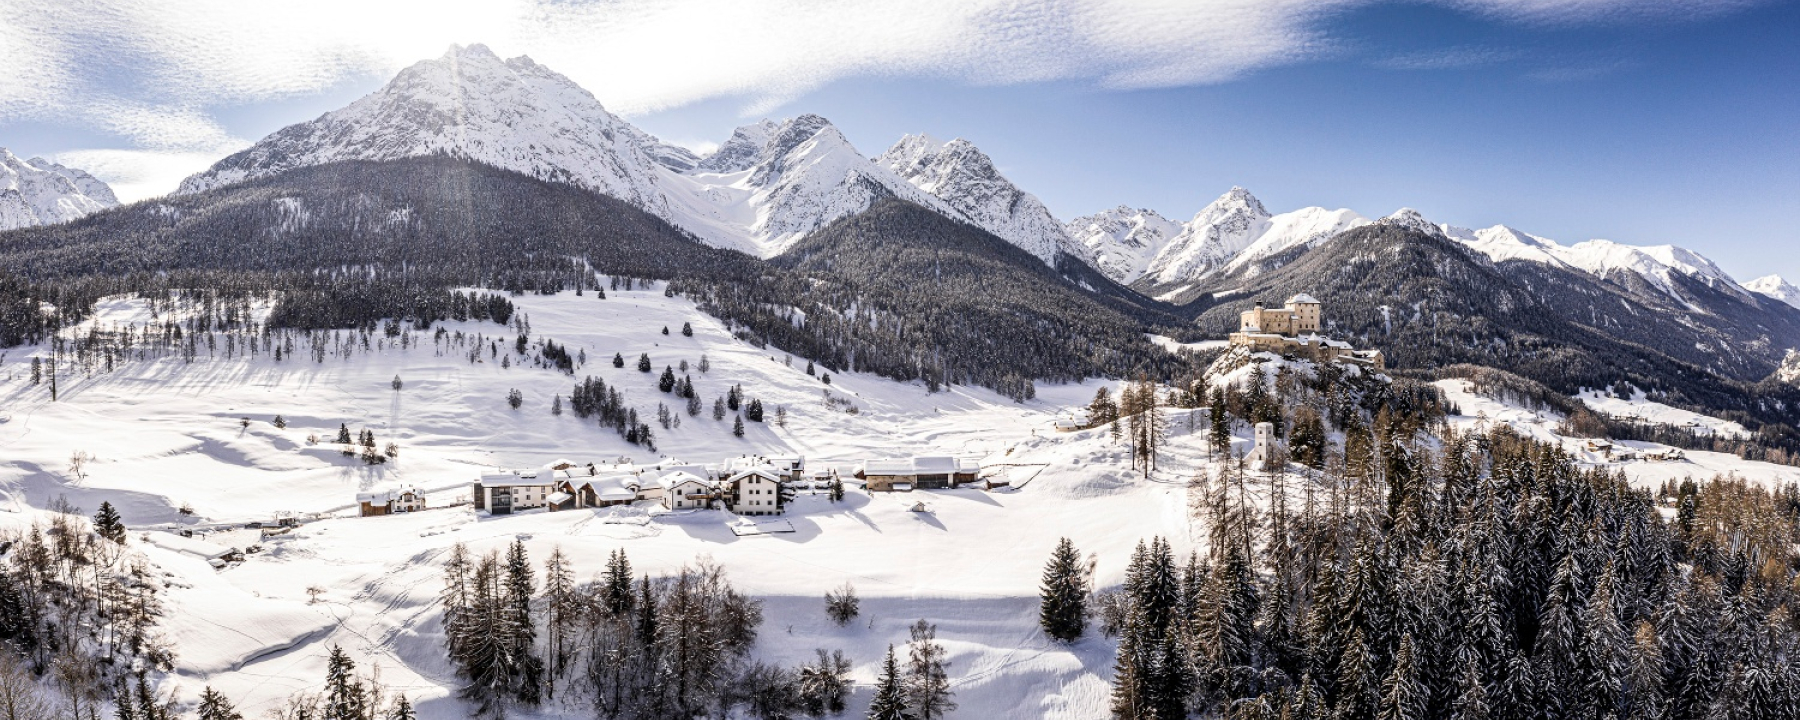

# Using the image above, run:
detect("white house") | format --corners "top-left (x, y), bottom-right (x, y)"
top-left (660, 471), bottom-right (715, 511)
top-left (725, 468), bottom-right (786, 516)
top-left (475, 470), bottom-right (559, 515)
top-left (357, 485), bottom-right (426, 517)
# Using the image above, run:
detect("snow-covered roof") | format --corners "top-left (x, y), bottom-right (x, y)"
top-left (145, 533), bottom-right (238, 560)
top-left (1286, 293), bottom-right (1320, 305)
top-left (864, 459), bottom-right (913, 476)
top-left (658, 471), bottom-right (710, 490)
top-left (546, 491), bottom-right (572, 506)
top-left (913, 456), bottom-right (957, 474)
top-left (480, 473), bottom-right (556, 487)
top-left (729, 467), bottom-right (783, 482)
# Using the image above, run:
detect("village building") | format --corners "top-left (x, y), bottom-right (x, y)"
top-left (859, 456), bottom-right (981, 492)
top-left (1245, 422), bottom-right (1284, 473)
top-left (473, 470), bottom-right (559, 515)
top-left (357, 485), bottom-right (426, 517)
top-left (660, 471), bottom-right (715, 511)
top-left (724, 468), bottom-right (787, 516)
top-left (1228, 294), bottom-right (1385, 370)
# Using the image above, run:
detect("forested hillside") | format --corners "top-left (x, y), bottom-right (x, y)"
top-left (0, 158), bottom-right (1188, 395)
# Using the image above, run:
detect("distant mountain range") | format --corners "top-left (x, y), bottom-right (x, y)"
top-left (0, 148), bottom-right (117, 231)
top-left (6, 43), bottom-right (1798, 406)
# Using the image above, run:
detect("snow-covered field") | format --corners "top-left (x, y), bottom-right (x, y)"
top-left (0, 284), bottom-right (1212, 719)
top-left (1, 285), bottom-right (1793, 719)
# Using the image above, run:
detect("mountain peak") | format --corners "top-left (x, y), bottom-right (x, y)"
top-left (1377, 207), bottom-right (1445, 237)
top-left (0, 149), bottom-right (120, 230)
top-left (1745, 275), bottom-right (1800, 310)
top-left (875, 132), bottom-right (1072, 265)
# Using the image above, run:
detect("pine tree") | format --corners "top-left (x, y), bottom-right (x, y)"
top-left (196, 687), bottom-right (242, 720)
top-left (681, 322), bottom-right (693, 337)
top-left (713, 397), bottom-right (727, 421)
top-left (1208, 388), bottom-right (1230, 458)
top-left (906, 620), bottom-right (955, 720)
top-left (637, 353), bottom-right (652, 372)
top-left (868, 645), bottom-right (910, 720)
top-left (659, 366), bottom-right (676, 393)
top-left (388, 695), bottom-right (416, 720)
top-left (1039, 537), bottom-right (1088, 642)
top-left (551, 394), bottom-right (562, 416)
top-left (1378, 634), bottom-right (1425, 720)
top-left (603, 549), bottom-right (634, 617)
top-left (612, 352), bottom-right (625, 368)
top-left (504, 539), bottom-right (543, 704)
top-left (542, 547), bottom-right (574, 698)
top-left (94, 501), bottom-right (126, 544)
top-left (336, 423), bottom-right (352, 444)
top-left (323, 645), bottom-right (366, 720)
top-left (733, 415), bottom-right (745, 438)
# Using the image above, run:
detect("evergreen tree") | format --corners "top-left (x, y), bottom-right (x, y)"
top-left (94, 501), bottom-right (126, 544)
top-left (504, 540), bottom-right (543, 704)
top-left (323, 645), bottom-right (366, 720)
top-left (733, 415), bottom-right (745, 438)
top-left (637, 353), bottom-right (652, 372)
top-left (681, 322), bottom-right (693, 337)
top-left (612, 352), bottom-right (625, 368)
top-left (1378, 634), bottom-right (1425, 720)
top-left (196, 687), bottom-right (242, 720)
top-left (659, 366), bottom-right (676, 393)
top-left (1208, 388), bottom-right (1230, 458)
top-left (336, 423), bottom-right (352, 444)
top-left (603, 549), bottom-right (634, 617)
top-left (389, 695), bottom-right (416, 720)
top-left (868, 645), bottom-right (910, 720)
top-left (1039, 537), bottom-right (1088, 642)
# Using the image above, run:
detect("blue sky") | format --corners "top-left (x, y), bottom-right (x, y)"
top-left (2, 0), bottom-right (1795, 282)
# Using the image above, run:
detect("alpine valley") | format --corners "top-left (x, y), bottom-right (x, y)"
top-left (2, 43), bottom-right (1800, 720)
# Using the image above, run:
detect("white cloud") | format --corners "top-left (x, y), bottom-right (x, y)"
top-left (0, 0), bottom-right (1769, 197)
top-left (52, 146), bottom-right (246, 204)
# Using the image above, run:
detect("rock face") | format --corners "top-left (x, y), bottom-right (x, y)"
top-left (1782, 350), bottom-right (1800, 386)
top-left (877, 134), bottom-right (1075, 265)
top-left (177, 44), bottom-right (673, 217)
top-left (1064, 206), bottom-right (1182, 284)
top-left (0, 149), bottom-right (119, 230)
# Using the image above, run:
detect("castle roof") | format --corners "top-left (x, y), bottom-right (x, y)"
top-left (1286, 293), bottom-right (1320, 305)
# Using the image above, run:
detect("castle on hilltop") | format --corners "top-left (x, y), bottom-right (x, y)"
top-left (1228, 294), bottom-right (1385, 370)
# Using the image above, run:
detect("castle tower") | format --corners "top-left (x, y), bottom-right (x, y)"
top-left (1286, 294), bottom-right (1321, 334)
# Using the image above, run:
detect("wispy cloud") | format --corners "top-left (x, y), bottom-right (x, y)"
top-left (0, 0), bottom-right (1769, 200)
top-left (1373, 46), bottom-right (1520, 71)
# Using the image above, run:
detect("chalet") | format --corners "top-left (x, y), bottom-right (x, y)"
top-left (1584, 439), bottom-right (1615, 457)
top-left (357, 485), bottom-right (427, 517)
top-left (1645, 448), bottom-right (1687, 463)
top-left (725, 468), bottom-right (786, 516)
top-left (860, 456), bottom-right (981, 492)
top-left (474, 470), bottom-right (559, 515)
top-left (660, 472), bottom-right (715, 511)
top-left (1053, 418), bottom-right (1084, 433)
top-left (550, 474), bottom-right (641, 511)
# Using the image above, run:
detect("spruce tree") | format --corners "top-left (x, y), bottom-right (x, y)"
top-left (1039, 537), bottom-right (1088, 642)
top-left (1378, 634), bottom-right (1425, 720)
top-left (196, 687), bottom-right (242, 720)
top-left (94, 501), bottom-right (126, 544)
top-left (324, 645), bottom-right (365, 720)
top-left (733, 415), bottom-right (745, 438)
top-left (637, 353), bottom-right (652, 372)
top-left (504, 540), bottom-right (542, 704)
top-left (681, 322), bottom-right (693, 337)
top-left (612, 352), bottom-right (625, 368)
top-left (659, 366), bottom-right (676, 392)
top-left (389, 695), bottom-right (416, 720)
top-left (868, 645), bottom-right (909, 720)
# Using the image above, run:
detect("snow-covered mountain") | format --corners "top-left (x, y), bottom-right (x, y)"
top-left (0, 149), bottom-right (119, 231)
top-left (693, 121), bottom-right (777, 174)
top-left (1064, 207), bottom-right (1181, 284)
top-left (1441, 218), bottom-right (1753, 305)
top-left (660, 115), bottom-right (966, 257)
top-left (1744, 275), bottom-right (1800, 310)
top-left (1782, 349), bottom-right (1800, 385)
top-left (877, 135), bottom-right (1073, 265)
top-left (177, 44), bottom-right (673, 218)
top-left (1133, 188), bottom-right (1368, 287)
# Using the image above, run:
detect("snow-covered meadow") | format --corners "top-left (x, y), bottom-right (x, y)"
top-left (0, 283), bottom-right (1793, 719)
